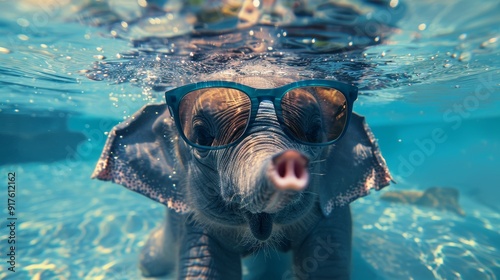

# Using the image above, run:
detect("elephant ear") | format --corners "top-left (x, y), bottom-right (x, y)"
top-left (321, 113), bottom-right (392, 216)
top-left (92, 104), bottom-right (190, 213)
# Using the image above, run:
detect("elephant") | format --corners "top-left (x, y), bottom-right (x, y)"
top-left (92, 75), bottom-right (392, 279)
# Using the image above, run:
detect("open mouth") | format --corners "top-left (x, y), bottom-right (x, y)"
top-left (245, 212), bottom-right (273, 241)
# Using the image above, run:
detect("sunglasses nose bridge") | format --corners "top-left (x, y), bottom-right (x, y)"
top-left (253, 87), bottom-right (282, 115)
top-left (254, 99), bottom-right (278, 118)
top-left (243, 99), bottom-right (291, 142)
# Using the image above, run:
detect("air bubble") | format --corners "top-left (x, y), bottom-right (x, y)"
top-left (480, 37), bottom-right (498, 49)
top-left (0, 47), bottom-right (11, 54)
top-left (459, 52), bottom-right (471, 62)
top-left (389, 0), bottom-right (398, 8)
top-left (17, 18), bottom-right (29, 27)
top-left (18, 34), bottom-right (29, 41)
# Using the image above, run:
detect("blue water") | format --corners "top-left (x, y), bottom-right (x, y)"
top-left (1, 0), bottom-right (499, 279)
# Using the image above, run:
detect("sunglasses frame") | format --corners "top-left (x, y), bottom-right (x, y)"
top-left (165, 79), bottom-right (358, 150)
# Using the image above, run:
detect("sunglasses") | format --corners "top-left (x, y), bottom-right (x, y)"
top-left (165, 80), bottom-right (358, 150)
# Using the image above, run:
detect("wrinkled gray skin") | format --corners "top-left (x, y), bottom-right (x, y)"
top-left (92, 75), bottom-right (392, 279)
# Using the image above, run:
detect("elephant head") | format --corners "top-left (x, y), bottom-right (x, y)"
top-left (92, 76), bottom-right (392, 242)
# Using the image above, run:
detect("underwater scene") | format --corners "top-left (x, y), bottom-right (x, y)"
top-left (0, 0), bottom-right (499, 279)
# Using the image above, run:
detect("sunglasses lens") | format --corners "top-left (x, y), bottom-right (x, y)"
top-left (178, 88), bottom-right (251, 148)
top-left (281, 86), bottom-right (348, 144)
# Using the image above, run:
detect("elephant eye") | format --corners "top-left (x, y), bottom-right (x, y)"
top-left (191, 117), bottom-right (215, 147)
top-left (194, 126), bottom-right (214, 147)
top-left (305, 116), bottom-right (324, 143)
top-left (179, 88), bottom-right (251, 148)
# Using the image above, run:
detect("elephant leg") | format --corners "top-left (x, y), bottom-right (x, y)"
top-left (178, 224), bottom-right (242, 280)
top-left (139, 210), bottom-right (178, 277)
top-left (290, 205), bottom-right (352, 280)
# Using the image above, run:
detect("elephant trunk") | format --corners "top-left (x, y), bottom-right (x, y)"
top-left (238, 149), bottom-right (309, 241)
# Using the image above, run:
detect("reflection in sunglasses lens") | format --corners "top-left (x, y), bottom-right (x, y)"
top-left (281, 87), bottom-right (347, 143)
top-left (179, 88), bottom-right (251, 147)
